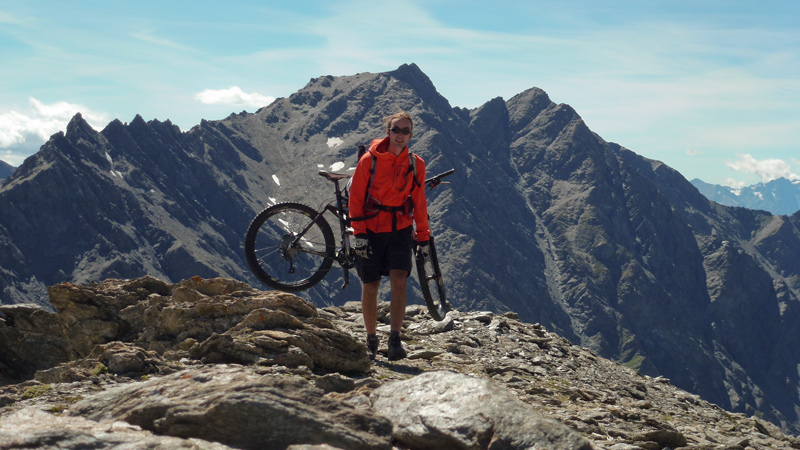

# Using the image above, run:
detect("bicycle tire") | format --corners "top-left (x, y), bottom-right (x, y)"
top-left (416, 236), bottom-right (449, 321)
top-left (244, 202), bottom-right (335, 292)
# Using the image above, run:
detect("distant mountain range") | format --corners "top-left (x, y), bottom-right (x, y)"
top-left (2, 63), bottom-right (800, 433)
top-left (692, 177), bottom-right (800, 215)
top-left (0, 160), bottom-right (15, 180)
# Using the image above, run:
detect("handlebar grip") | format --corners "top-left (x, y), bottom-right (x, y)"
top-left (425, 169), bottom-right (455, 185)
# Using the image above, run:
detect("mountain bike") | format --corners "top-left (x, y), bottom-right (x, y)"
top-left (244, 168), bottom-right (454, 321)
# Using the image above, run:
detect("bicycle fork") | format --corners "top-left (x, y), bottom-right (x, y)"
top-left (339, 226), bottom-right (356, 290)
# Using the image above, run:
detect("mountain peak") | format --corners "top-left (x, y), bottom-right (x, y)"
top-left (65, 112), bottom-right (96, 137)
top-left (130, 114), bottom-right (148, 127)
top-left (389, 62), bottom-right (425, 78)
top-left (387, 63), bottom-right (451, 110)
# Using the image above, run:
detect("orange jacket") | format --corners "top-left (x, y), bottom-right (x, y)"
top-left (349, 137), bottom-right (430, 241)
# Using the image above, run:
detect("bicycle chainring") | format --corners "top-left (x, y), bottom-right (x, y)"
top-left (338, 249), bottom-right (357, 269)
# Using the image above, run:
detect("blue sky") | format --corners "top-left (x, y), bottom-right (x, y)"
top-left (1, 0), bottom-right (798, 187)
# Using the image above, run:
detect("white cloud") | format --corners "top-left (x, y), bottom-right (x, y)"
top-left (130, 30), bottom-right (198, 53)
top-left (194, 87), bottom-right (275, 108)
top-left (0, 98), bottom-right (110, 156)
top-left (725, 154), bottom-right (800, 183)
top-left (724, 178), bottom-right (748, 189)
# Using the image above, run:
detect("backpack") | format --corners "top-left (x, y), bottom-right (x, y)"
top-left (344, 144), bottom-right (419, 223)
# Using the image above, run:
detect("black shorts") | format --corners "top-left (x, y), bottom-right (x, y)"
top-left (356, 226), bottom-right (414, 284)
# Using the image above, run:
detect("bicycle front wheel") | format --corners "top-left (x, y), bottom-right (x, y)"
top-left (244, 202), bottom-right (335, 292)
top-left (416, 236), bottom-right (450, 321)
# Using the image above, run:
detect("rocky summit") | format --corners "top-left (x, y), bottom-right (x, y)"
top-left (1, 277), bottom-right (798, 450)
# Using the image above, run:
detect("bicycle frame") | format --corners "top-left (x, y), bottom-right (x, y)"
top-left (289, 172), bottom-right (356, 289)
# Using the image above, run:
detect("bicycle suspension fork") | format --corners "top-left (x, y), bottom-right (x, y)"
top-left (331, 179), bottom-right (356, 290)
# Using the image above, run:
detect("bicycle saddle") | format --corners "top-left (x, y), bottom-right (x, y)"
top-left (318, 171), bottom-right (352, 181)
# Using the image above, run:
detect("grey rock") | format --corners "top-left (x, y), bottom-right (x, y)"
top-left (315, 373), bottom-right (356, 393)
top-left (408, 315), bottom-right (455, 334)
top-left (286, 445), bottom-right (346, 450)
top-left (0, 303), bottom-right (72, 377)
top-left (1, 277), bottom-right (370, 380)
top-left (370, 370), bottom-right (592, 450)
top-left (407, 349), bottom-right (444, 360)
top-left (0, 408), bottom-right (234, 449)
top-left (630, 428), bottom-right (687, 448)
top-left (68, 365), bottom-right (393, 450)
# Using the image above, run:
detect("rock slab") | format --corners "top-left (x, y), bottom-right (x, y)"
top-left (69, 364), bottom-right (392, 450)
top-left (371, 370), bottom-right (593, 450)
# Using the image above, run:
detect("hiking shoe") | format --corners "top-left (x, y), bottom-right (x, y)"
top-left (366, 334), bottom-right (379, 360)
top-left (387, 332), bottom-right (407, 361)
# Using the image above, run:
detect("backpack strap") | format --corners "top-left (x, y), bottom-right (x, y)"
top-left (408, 152), bottom-right (420, 191)
top-left (349, 154), bottom-right (379, 223)
top-left (365, 153), bottom-right (377, 201)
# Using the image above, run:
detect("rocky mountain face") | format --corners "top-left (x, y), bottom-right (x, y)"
top-left (2, 277), bottom-right (798, 449)
top-left (0, 160), bottom-right (14, 181)
top-left (1, 63), bottom-right (800, 434)
top-left (692, 177), bottom-right (800, 215)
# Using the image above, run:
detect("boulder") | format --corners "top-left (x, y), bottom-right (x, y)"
top-left (1, 277), bottom-right (371, 381)
top-left (371, 370), bottom-right (593, 450)
top-left (68, 364), bottom-right (393, 450)
top-left (0, 408), bottom-right (235, 449)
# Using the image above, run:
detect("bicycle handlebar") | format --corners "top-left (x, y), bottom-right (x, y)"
top-left (425, 169), bottom-right (455, 188)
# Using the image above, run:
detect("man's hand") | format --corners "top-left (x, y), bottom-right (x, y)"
top-left (417, 240), bottom-right (430, 258)
top-left (354, 235), bottom-right (371, 259)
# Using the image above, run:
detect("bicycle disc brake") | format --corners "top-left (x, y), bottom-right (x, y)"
top-left (280, 234), bottom-right (300, 274)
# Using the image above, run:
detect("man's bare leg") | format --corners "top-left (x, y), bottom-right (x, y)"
top-left (388, 269), bottom-right (408, 332)
top-left (387, 269), bottom-right (408, 360)
top-left (361, 280), bottom-right (380, 359)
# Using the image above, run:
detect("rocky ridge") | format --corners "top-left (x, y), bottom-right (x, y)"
top-left (1, 276), bottom-right (797, 449)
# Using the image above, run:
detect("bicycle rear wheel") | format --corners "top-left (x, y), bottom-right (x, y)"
top-left (415, 236), bottom-right (450, 321)
top-left (244, 202), bottom-right (335, 292)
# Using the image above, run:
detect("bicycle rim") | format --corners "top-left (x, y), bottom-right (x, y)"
top-left (244, 202), bottom-right (335, 292)
top-left (416, 237), bottom-right (449, 321)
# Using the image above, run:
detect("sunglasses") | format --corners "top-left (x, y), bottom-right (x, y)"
top-left (390, 126), bottom-right (412, 135)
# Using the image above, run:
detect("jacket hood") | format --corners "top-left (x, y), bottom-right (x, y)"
top-left (368, 137), bottom-right (409, 160)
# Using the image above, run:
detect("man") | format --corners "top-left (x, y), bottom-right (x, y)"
top-left (348, 111), bottom-right (429, 361)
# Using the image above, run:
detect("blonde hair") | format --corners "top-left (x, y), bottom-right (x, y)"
top-left (384, 111), bottom-right (413, 130)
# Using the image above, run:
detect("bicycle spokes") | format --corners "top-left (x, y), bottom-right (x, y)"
top-left (245, 203), bottom-right (335, 291)
top-left (416, 238), bottom-right (449, 321)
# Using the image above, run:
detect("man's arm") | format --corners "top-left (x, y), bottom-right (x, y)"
top-left (412, 155), bottom-right (430, 242)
